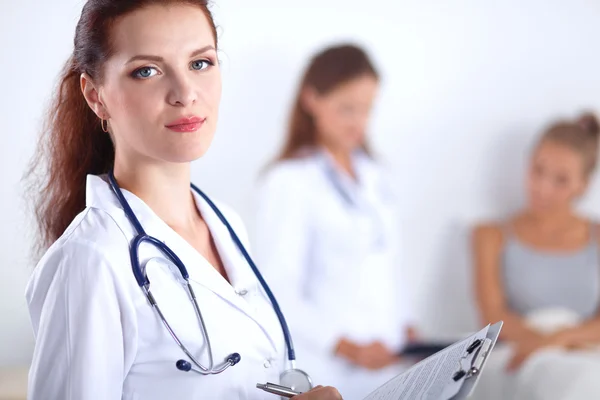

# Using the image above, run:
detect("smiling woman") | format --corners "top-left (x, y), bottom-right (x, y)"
top-left (23, 1), bottom-right (341, 400)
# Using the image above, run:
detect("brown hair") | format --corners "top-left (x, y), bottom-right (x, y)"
top-left (538, 111), bottom-right (600, 178)
top-left (25, 0), bottom-right (218, 251)
top-left (276, 44), bottom-right (379, 161)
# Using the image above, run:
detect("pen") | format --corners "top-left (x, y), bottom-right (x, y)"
top-left (256, 382), bottom-right (302, 398)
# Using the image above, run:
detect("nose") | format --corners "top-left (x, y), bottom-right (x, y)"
top-left (533, 176), bottom-right (554, 201)
top-left (167, 73), bottom-right (197, 107)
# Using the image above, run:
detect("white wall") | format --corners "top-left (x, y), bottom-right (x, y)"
top-left (2, 0), bottom-right (600, 366)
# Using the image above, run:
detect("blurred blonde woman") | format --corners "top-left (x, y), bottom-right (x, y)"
top-left (472, 112), bottom-right (600, 400)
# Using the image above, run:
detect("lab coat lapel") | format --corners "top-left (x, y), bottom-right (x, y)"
top-left (147, 214), bottom-right (287, 353)
top-left (192, 190), bottom-right (280, 351)
top-left (155, 215), bottom-right (253, 318)
top-left (110, 188), bottom-right (243, 310)
top-left (87, 175), bottom-right (278, 351)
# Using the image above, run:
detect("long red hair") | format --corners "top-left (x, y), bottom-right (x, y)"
top-left (276, 44), bottom-right (379, 161)
top-left (25, 0), bottom-right (218, 253)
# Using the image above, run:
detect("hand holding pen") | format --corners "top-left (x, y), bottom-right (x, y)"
top-left (257, 382), bottom-right (342, 399)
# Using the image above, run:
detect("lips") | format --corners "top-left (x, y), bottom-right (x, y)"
top-left (165, 116), bottom-right (206, 132)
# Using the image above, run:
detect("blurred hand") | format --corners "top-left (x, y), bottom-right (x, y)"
top-left (292, 385), bottom-right (343, 400)
top-left (506, 337), bottom-right (543, 372)
top-left (406, 326), bottom-right (419, 342)
top-left (335, 338), bottom-right (400, 370)
top-left (550, 327), bottom-right (599, 351)
top-left (506, 333), bottom-right (569, 371)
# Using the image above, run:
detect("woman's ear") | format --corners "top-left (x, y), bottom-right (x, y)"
top-left (80, 73), bottom-right (109, 119)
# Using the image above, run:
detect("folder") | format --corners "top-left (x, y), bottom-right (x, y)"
top-left (399, 342), bottom-right (455, 359)
top-left (362, 321), bottom-right (503, 400)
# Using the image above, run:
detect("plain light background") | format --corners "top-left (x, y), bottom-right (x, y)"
top-left (2, 0), bottom-right (600, 367)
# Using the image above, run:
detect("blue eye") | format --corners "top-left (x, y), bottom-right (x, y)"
top-left (132, 66), bottom-right (158, 79)
top-left (191, 59), bottom-right (212, 71)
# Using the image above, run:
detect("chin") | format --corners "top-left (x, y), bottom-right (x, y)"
top-left (339, 140), bottom-right (362, 153)
top-left (350, 138), bottom-right (366, 151)
top-left (159, 140), bottom-right (213, 163)
top-left (529, 204), bottom-right (560, 215)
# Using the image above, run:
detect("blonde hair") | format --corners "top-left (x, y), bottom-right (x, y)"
top-left (538, 112), bottom-right (600, 177)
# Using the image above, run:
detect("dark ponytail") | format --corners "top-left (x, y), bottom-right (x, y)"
top-left (25, 0), bottom-right (217, 253)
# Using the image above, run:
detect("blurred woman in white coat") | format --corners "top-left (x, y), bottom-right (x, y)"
top-left (253, 44), bottom-right (417, 400)
top-left (23, 1), bottom-right (342, 399)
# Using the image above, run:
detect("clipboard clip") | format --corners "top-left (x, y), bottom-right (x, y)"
top-left (452, 338), bottom-right (493, 382)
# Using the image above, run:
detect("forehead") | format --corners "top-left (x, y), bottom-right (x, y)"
top-left (109, 4), bottom-right (215, 60)
top-left (535, 140), bottom-right (583, 171)
top-left (326, 75), bottom-right (379, 100)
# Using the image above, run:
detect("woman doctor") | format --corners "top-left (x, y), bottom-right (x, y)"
top-left (24, 1), bottom-right (341, 399)
top-left (253, 44), bottom-right (417, 400)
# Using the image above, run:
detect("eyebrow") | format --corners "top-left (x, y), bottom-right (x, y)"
top-left (125, 45), bottom-right (216, 64)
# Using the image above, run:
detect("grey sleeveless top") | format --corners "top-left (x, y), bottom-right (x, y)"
top-left (502, 225), bottom-right (600, 319)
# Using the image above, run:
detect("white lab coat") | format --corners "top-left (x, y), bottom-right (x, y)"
top-left (26, 175), bottom-right (287, 400)
top-left (253, 149), bottom-right (414, 400)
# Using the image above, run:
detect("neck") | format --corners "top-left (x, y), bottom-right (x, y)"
top-left (524, 208), bottom-right (577, 232)
top-left (323, 145), bottom-right (355, 178)
top-left (113, 158), bottom-right (198, 230)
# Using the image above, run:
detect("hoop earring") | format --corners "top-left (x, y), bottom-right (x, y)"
top-left (101, 118), bottom-right (109, 133)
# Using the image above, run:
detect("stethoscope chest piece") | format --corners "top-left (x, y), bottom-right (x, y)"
top-left (279, 367), bottom-right (313, 392)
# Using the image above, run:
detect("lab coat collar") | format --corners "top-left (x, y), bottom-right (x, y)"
top-left (189, 191), bottom-right (277, 350)
top-left (85, 174), bottom-right (279, 352)
top-left (318, 147), bottom-right (373, 179)
top-left (315, 147), bottom-right (374, 206)
top-left (190, 189), bottom-right (259, 297)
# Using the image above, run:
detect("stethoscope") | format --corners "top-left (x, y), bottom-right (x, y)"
top-left (107, 171), bottom-right (313, 392)
top-left (321, 154), bottom-right (387, 249)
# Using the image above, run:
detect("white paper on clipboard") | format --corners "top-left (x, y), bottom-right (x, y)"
top-left (362, 322), bottom-right (503, 400)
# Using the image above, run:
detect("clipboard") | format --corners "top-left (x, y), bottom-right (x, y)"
top-left (362, 321), bottom-right (503, 400)
top-left (451, 321), bottom-right (503, 399)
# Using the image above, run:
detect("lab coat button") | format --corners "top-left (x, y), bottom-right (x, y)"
top-left (263, 359), bottom-right (271, 368)
top-left (236, 289), bottom-right (248, 296)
